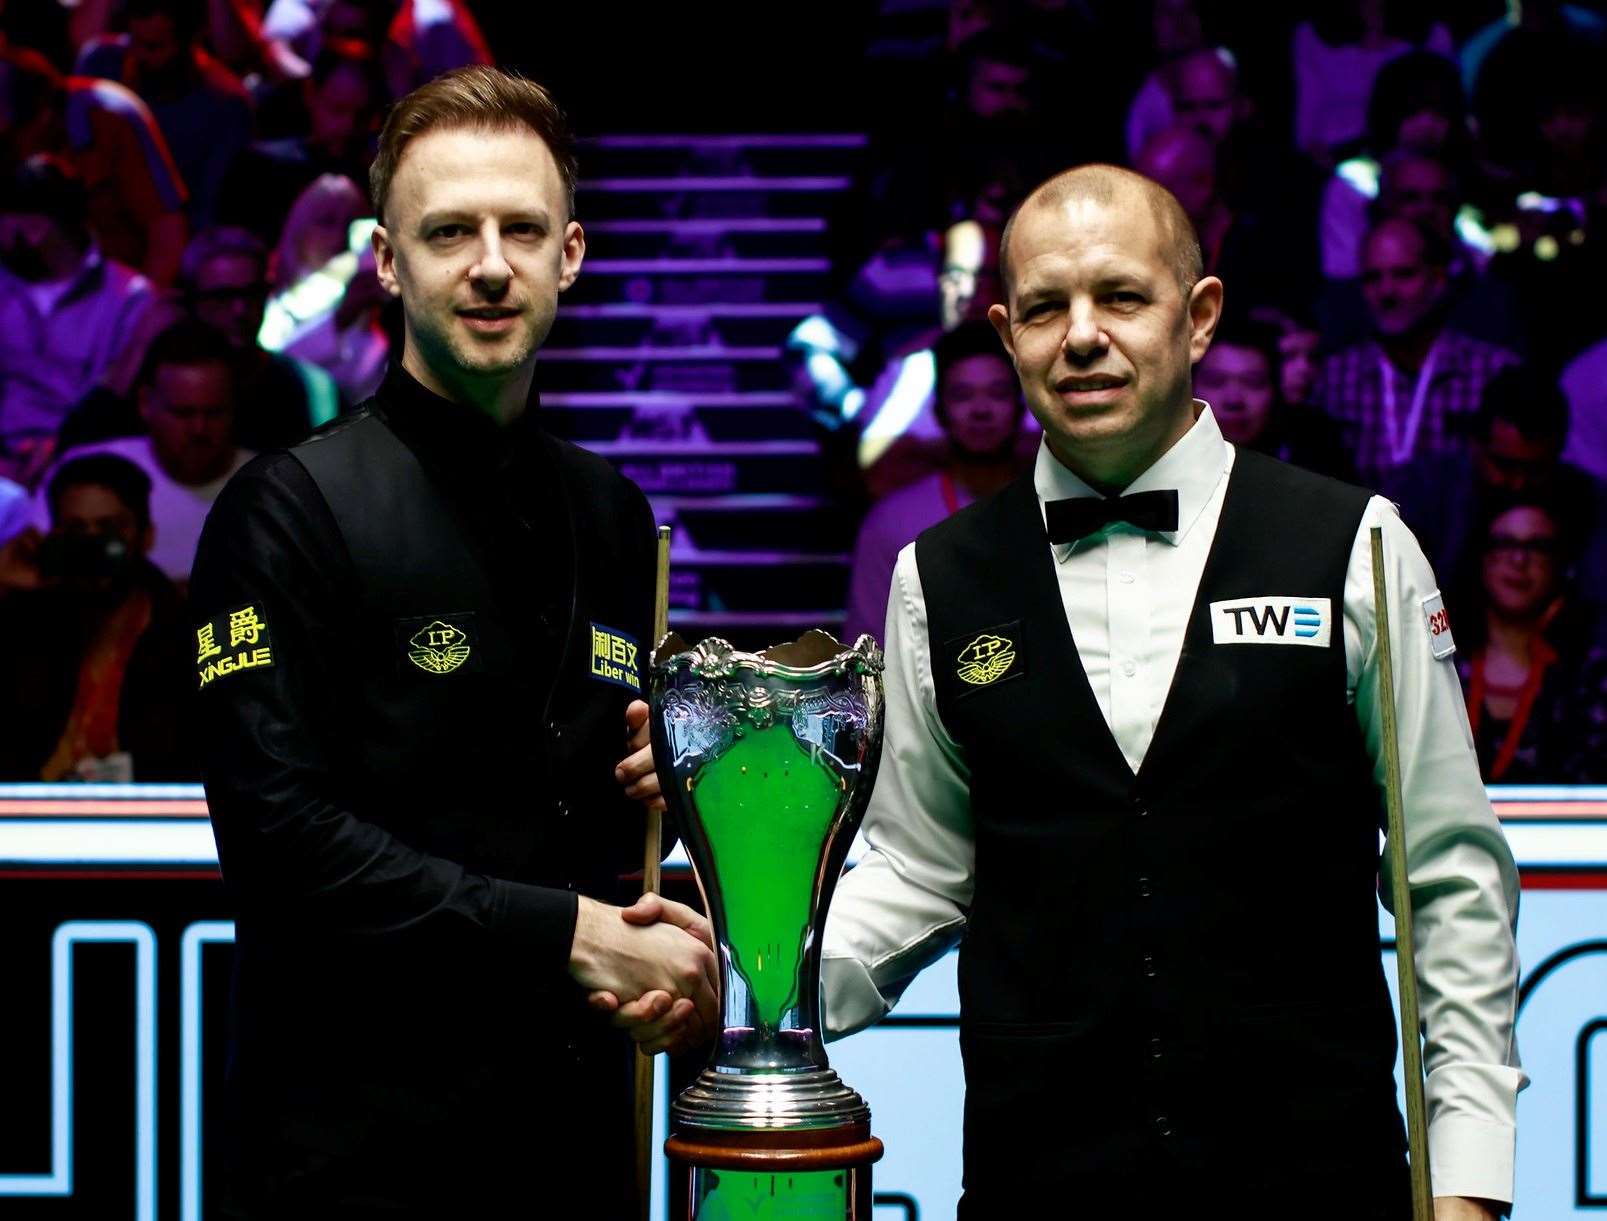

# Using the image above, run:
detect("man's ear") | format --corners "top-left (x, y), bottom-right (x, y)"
top-left (372, 225), bottom-right (402, 297)
top-left (1187, 275), bottom-right (1225, 364)
top-left (136, 384), bottom-right (154, 425)
top-left (987, 301), bottom-right (1016, 364)
top-left (558, 220), bottom-right (585, 293)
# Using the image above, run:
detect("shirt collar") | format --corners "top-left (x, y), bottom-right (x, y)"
top-left (1034, 399), bottom-right (1231, 556)
top-left (374, 360), bottom-right (545, 480)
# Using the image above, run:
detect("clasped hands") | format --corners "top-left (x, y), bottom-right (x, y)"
top-left (565, 699), bottom-right (718, 1056)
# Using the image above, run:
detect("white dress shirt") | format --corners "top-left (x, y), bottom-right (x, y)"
top-left (823, 404), bottom-right (1526, 1203)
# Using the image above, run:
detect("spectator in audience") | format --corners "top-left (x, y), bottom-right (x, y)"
top-left (843, 321), bottom-right (1025, 645)
top-left (1319, 149), bottom-right (1527, 351)
top-left (1312, 216), bottom-right (1519, 483)
top-left (217, 37), bottom-right (381, 242)
top-left (1389, 365), bottom-right (1607, 608)
top-left (1124, 0), bottom-right (1209, 161)
top-left (1450, 489), bottom-right (1607, 783)
top-left (1562, 331), bottom-right (1607, 484)
top-left (1135, 123), bottom-right (1319, 317)
top-left (75, 0), bottom-right (254, 228)
top-left (36, 321), bottom-right (253, 585)
top-left (270, 173), bottom-right (390, 403)
top-left (0, 155), bottom-right (155, 482)
top-left (0, 45), bottom-right (188, 283)
top-left (1465, 0), bottom-right (1607, 181)
top-left (259, 0), bottom-right (491, 101)
top-left (1252, 305), bottom-right (1323, 408)
top-left (0, 453), bottom-right (196, 780)
top-left (1319, 50), bottom-right (1469, 280)
top-left (1194, 319), bottom-right (1356, 481)
top-left (182, 226), bottom-right (340, 447)
top-left (1292, 0), bottom-right (1454, 170)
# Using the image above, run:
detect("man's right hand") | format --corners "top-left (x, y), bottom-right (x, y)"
top-left (568, 894), bottom-right (718, 1037)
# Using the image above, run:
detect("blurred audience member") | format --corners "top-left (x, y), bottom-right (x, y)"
top-left (1465, 0), bottom-right (1607, 181)
top-left (1292, 0), bottom-right (1453, 169)
top-left (0, 453), bottom-right (196, 780)
top-left (271, 174), bottom-right (389, 403)
top-left (1135, 123), bottom-right (1318, 316)
top-left (183, 227), bottom-right (339, 446)
top-left (217, 37), bottom-right (380, 242)
top-left (0, 45), bottom-right (188, 283)
top-left (1130, 43), bottom-right (1249, 161)
top-left (0, 155), bottom-right (154, 482)
top-left (1195, 320), bottom-right (1355, 481)
top-left (37, 321), bottom-right (253, 584)
top-left (75, 0), bottom-right (254, 228)
top-left (1319, 150), bottom-right (1525, 351)
top-left (260, 0), bottom-right (491, 100)
top-left (1562, 333), bottom-right (1607, 484)
top-left (1450, 489), bottom-right (1607, 783)
top-left (1252, 306), bottom-right (1323, 407)
top-left (1390, 366), bottom-right (1607, 607)
top-left (842, 322), bottom-right (1024, 645)
top-left (1125, 0), bottom-right (1209, 160)
top-left (1312, 216), bottom-right (1519, 483)
top-left (1320, 50), bottom-right (1469, 280)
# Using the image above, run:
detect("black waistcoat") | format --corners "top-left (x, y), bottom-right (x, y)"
top-left (915, 449), bottom-right (1405, 1205)
top-left (294, 405), bottom-right (653, 888)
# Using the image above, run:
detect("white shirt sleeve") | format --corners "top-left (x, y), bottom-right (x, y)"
top-left (823, 543), bottom-right (974, 1039)
top-left (1346, 496), bottom-right (1527, 1204)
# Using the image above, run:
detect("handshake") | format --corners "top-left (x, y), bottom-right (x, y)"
top-left (565, 699), bottom-right (718, 1057)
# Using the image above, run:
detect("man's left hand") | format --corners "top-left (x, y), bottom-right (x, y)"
top-left (1434, 1197), bottom-right (1502, 1220)
top-left (615, 699), bottom-right (665, 814)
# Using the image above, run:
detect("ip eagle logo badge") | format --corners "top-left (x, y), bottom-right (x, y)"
top-left (407, 619), bottom-right (472, 675)
top-left (952, 621), bottom-right (1025, 690)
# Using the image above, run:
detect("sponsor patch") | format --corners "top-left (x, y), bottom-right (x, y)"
top-left (195, 604), bottom-right (274, 688)
top-left (1422, 591), bottom-right (1455, 660)
top-left (589, 622), bottom-right (642, 691)
top-left (1210, 597), bottom-right (1332, 648)
top-left (949, 621), bottom-right (1026, 692)
top-left (397, 615), bottom-right (476, 675)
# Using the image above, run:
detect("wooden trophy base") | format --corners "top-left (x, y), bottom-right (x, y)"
top-left (666, 1123), bottom-right (884, 1220)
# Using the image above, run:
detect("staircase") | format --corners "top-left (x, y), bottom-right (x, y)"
top-left (544, 134), bottom-right (866, 650)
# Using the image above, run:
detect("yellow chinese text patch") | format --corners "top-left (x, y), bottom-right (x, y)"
top-left (195, 604), bottom-right (274, 689)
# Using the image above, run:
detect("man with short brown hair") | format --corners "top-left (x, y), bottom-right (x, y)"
top-left (192, 67), bottom-right (713, 1217)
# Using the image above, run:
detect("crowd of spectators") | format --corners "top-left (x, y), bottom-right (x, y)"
top-left (2, 0), bottom-right (1605, 785)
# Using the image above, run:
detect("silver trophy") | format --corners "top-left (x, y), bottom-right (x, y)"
top-left (651, 630), bottom-right (886, 1216)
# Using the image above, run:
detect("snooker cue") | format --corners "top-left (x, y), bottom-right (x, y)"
top-left (634, 524), bottom-right (671, 1220)
top-left (1370, 526), bottom-right (1433, 1220)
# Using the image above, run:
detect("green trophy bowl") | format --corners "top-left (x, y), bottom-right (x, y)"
top-left (650, 630), bottom-right (885, 1219)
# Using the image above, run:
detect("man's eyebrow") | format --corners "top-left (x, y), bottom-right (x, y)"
top-left (417, 208), bottom-right (552, 232)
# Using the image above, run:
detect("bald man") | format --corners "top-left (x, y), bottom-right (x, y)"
top-left (821, 165), bottom-right (1523, 1218)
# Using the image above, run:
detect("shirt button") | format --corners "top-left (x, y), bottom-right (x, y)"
top-left (1154, 1115), bottom-right (1173, 1137)
top-left (1119, 570), bottom-right (1135, 584)
top-left (550, 722), bottom-right (564, 741)
top-left (1121, 660), bottom-right (1136, 677)
top-left (1138, 876), bottom-right (1152, 897)
top-left (1142, 954), bottom-right (1157, 977)
top-left (1149, 1037), bottom-right (1163, 1060)
top-left (555, 800), bottom-right (570, 818)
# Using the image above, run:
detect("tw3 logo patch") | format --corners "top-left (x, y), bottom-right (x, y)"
top-left (1210, 597), bottom-right (1332, 648)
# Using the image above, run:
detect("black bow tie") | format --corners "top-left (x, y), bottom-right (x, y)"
top-left (1045, 489), bottom-right (1180, 544)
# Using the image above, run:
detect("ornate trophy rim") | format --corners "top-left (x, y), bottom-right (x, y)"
top-left (652, 629), bottom-right (884, 683)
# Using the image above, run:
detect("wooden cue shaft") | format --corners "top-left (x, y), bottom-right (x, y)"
top-left (1371, 526), bottom-right (1434, 1220)
top-left (634, 525), bottom-right (672, 1221)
